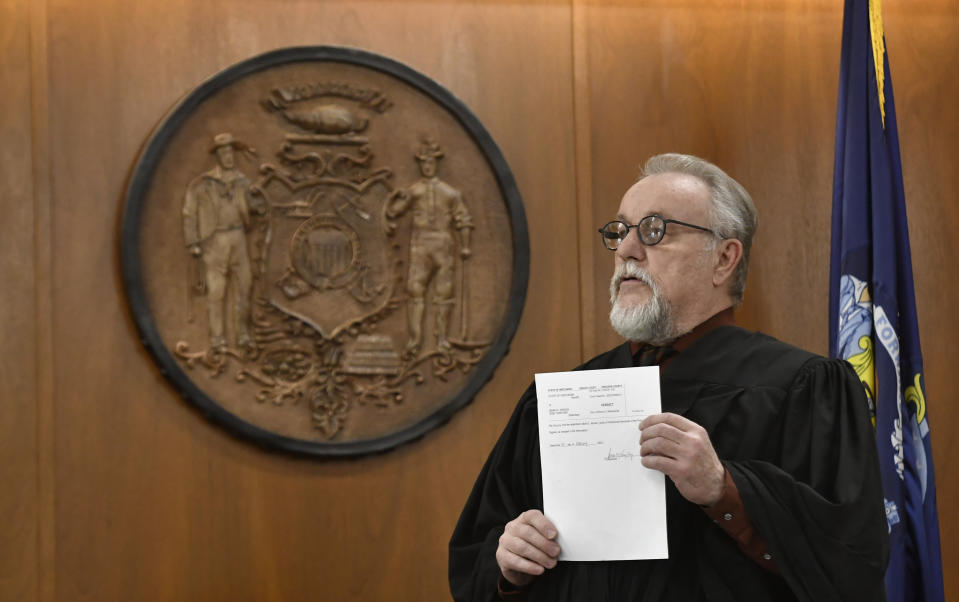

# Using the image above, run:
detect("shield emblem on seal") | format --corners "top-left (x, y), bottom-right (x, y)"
top-left (259, 166), bottom-right (395, 338)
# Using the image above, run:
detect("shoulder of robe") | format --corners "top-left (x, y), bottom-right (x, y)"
top-left (668, 326), bottom-right (823, 391)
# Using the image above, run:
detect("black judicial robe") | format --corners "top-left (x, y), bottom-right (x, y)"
top-left (449, 326), bottom-right (888, 602)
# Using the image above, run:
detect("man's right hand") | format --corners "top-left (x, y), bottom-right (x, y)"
top-left (495, 510), bottom-right (561, 587)
top-left (189, 244), bottom-right (202, 257)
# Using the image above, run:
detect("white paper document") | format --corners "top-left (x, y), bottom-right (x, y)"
top-left (535, 366), bottom-right (668, 562)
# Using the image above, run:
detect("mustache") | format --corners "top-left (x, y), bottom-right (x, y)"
top-left (610, 260), bottom-right (659, 306)
top-left (611, 260), bottom-right (655, 290)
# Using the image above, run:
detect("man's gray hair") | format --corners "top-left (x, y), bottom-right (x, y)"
top-left (641, 153), bottom-right (758, 305)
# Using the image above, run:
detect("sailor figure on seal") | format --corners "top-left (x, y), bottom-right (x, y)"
top-left (182, 132), bottom-right (260, 353)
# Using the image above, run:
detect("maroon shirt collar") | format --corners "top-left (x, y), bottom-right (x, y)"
top-left (628, 306), bottom-right (736, 360)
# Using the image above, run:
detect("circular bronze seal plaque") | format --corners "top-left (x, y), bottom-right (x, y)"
top-left (121, 46), bottom-right (529, 456)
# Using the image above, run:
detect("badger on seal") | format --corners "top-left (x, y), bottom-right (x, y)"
top-left (283, 104), bottom-right (369, 135)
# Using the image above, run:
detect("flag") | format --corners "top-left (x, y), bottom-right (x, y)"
top-left (829, 0), bottom-right (944, 600)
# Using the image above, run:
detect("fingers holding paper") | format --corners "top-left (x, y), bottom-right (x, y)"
top-left (496, 509), bottom-right (561, 587)
top-left (639, 412), bottom-right (725, 507)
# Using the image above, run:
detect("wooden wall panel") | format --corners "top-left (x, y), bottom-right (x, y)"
top-left (2, 0), bottom-right (957, 600)
top-left (0, 0), bottom-right (40, 599)
top-left (42, 1), bottom-right (577, 600)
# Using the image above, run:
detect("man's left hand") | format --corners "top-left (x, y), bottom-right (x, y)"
top-left (639, 412), bottom-right (725, 506)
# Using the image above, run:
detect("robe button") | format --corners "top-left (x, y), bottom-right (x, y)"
top-left (723, 513), bottom-right (733, 521)
top-left (762, 553), bottom-right (773, 561)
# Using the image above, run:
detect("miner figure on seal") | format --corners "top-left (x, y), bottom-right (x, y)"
top-left (388, 139), bottom-right (473, 356)
top-left (182, 132), bottom-right (259, 353)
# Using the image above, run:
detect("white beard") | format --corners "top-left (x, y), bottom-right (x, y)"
top-left (608, 260), bottom-right (682, 345)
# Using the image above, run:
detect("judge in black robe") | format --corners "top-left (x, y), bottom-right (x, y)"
top-left (449, 154), bottom-right (888, 602)
top-left (449, 325), bottom-right (889, 601)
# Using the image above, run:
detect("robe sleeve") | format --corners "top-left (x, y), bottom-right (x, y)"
top-left (449, 384), bottom-right (543, 602)
top-left (701, 467), bottom-right (780, 573)
top-left (726, 357), bottom-right (889, 601)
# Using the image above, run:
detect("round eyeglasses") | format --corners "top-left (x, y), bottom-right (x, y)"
top-left (597, 215), bottom-right (721, 250)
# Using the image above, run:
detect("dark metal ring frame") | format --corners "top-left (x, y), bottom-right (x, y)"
top-left (120, 46), bottom-right (530, 458)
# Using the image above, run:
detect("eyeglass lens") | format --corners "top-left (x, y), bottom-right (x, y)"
top-left (604, 221), bottom-right (628, 242)
top-left (601, 222), bottom-right (627, 249)
top-left (638, 216), bottom-right (665, 245)
top-left (602, 216), bottom-right (667, 249)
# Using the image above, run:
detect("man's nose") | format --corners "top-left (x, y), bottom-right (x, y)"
top-left (615, 227), bottom-right (647, 262)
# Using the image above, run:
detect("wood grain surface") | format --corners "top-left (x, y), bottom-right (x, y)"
top-left (2, 0), bottom-right (957, 600)
top-left (0, 0), bottom-right (39, 599)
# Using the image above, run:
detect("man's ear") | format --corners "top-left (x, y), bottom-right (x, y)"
top-left (712, 239), bottom-right (743, 288)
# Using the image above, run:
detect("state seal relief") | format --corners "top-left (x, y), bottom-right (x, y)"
top-left (122, 47), bottom-right (528, 455)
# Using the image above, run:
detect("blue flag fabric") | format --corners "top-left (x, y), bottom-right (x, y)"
top-left (829, 0), bottom-right (945, 600)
